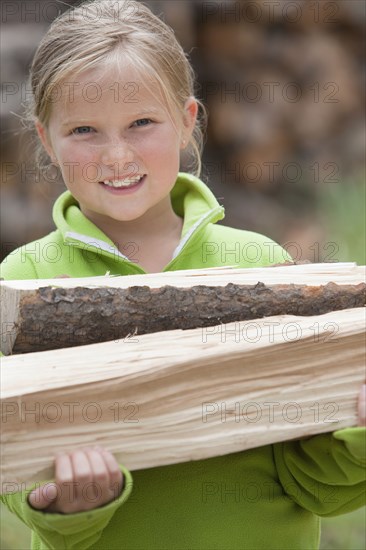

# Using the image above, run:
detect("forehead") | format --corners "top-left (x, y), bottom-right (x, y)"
top-left (50, 65), bottom-right (172, 120)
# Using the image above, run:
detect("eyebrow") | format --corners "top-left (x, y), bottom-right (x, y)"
top-left (61, 119), bottom-right (90, 128)
top-left (61, 108), bottom-right (161, 128)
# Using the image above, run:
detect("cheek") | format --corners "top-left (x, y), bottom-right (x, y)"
top-left (138, 128), bottom-right (181, 162)
top-left (57, 144), bottom-right (99, 180)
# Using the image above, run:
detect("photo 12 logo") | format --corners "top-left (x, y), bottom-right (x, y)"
top-left (200, 2), bottom-right (340, 25)
top-left (201, 400), bottom-right (340, 424)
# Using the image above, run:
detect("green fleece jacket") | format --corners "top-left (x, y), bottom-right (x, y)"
top-left (1, 173), bottom-right (365, 550)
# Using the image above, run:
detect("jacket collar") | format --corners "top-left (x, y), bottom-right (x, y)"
top-left (52, 172), bottom-right (225, 261)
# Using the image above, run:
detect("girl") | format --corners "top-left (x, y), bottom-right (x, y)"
top-left (1, 1), bottom-right (365, 548)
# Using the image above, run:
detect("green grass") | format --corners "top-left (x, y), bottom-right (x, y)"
top-left (321, 508), bottom-right (366, 549)
top-left (318, 179), bottom-right (366, 265)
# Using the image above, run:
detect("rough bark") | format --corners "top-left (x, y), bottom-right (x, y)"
top-left (1, 263), bottom-right (365, 354)
top-left (8, 281), bottom-right (365, 353)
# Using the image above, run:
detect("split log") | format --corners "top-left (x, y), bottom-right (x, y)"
top-left (1, 263), bottom-right (365, 355)
top-left (1, 307), bottom-right (364, 492)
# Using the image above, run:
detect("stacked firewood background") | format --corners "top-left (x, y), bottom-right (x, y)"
top-left (1, 0), bottom-right (365, 260)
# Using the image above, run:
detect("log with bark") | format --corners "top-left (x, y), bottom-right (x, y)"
top-left (1, 306), bottom-right (365, 492)
top-left (1, 263), bottom-right (365, 354)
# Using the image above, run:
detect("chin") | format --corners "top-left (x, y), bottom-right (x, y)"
top-left (108, 211), bottom-right (146, 222)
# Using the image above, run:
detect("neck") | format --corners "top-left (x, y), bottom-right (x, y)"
top-left (81, 197), bottom-right (183, 250)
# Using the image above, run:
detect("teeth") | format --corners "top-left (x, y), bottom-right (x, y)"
top-left (103, 175), bottom-right (143, 187)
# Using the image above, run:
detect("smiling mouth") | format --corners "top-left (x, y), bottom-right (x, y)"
top-left (100, 174), bottom-right (145, 188)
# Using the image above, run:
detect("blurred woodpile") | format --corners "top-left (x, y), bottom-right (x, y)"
top-left (1, 0), bottom-right (365, 262)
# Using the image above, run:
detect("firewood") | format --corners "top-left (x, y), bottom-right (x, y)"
top-left (1, 306), bottom-right (364, 492)
top-left (1, 263), bottom-right (365, 355)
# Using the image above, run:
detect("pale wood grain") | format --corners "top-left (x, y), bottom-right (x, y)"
top-left (1, 307), bottom-right (365, 492)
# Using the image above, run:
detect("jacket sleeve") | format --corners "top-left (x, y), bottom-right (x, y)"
top-left (273, 427), bottom-right (366, 517)
top-left (1, 246), bottom-right (39, 280)
top-left (0, 465), bottom-right (133, 550)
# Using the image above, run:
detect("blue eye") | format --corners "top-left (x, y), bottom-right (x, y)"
top-left (134, 119), bottom-right (152, 127)
top-left (72, 126), bottom-right (93, 134)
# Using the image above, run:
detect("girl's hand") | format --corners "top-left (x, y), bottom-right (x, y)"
top-left (28, 447), bottom-right (123, 514)
top-left (358, 384), bottom-right (366, 427)
top-left (53, 274), bottom-right (71, 278)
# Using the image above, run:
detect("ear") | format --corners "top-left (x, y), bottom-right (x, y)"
top-left (181, 97), bottom-right (198, 148)
top-left (35, 120), bottom-right (57, 162)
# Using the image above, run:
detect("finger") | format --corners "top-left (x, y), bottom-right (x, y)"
top-left (357, 384), bottom-right (366, 427)
top-left (97, 447), bottom-right (123, 498)
top-left (71, 450), bottom-right (93, 504)
top-left (85, 448), bottom-right (110, 504)
top-left (28, 482), bottom-right (58, 510)
top-left (55, 453), bottom-right (75, 510)
top-left (53, 274), bottom-right (71, 278)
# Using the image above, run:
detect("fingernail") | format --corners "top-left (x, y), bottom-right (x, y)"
top-left (44, 483), bottom-right (58, 500)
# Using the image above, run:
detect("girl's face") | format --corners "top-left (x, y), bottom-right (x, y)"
top-left (36, 66), bottom-right (197, 225)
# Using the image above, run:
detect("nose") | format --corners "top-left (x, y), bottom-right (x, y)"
top-left (100, 138), bottom-right (134, 167)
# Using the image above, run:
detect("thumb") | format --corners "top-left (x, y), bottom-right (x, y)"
top-left (28, 482), bottom-right (58, 510)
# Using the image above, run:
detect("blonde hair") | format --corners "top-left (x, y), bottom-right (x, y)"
top-left (25, 0), bottom-right (207, 177)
